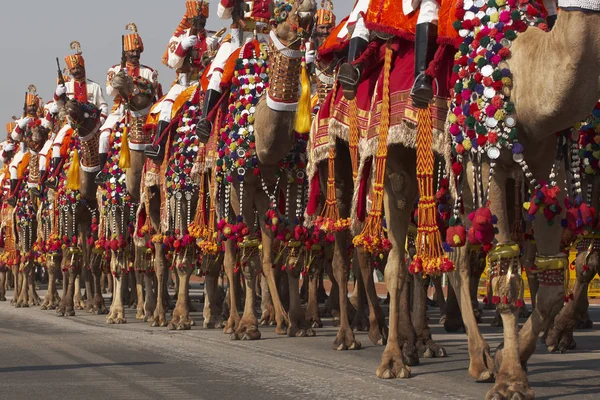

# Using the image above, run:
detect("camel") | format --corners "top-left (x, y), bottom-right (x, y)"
top-left (99, 72), bottom-right (156, 324)
top-left (200, 0), bottom-right (318, 340)
top-left (10, 123), bottom-right (51, 308)
top-left (52, 99), bottom-right (104, 317)
top-left (444, 6), bottom-right (600, 400)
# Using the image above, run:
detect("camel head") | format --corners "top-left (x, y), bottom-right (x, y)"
top-left (64, 99), bottom-right (101, 138)
top-left (270, 0), bottom-right (317, 48)
top-left (26, 124), bottom-right (50, 153)
top-left (112, 72), bottom-right (155, 112)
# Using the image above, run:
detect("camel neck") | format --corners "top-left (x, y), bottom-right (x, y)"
top-left (510, 10), bottom-right (600, 138)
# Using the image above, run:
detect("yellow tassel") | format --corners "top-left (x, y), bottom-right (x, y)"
top-left (66, 150), bottom-right (81, 191)
top-left (294, 64), bottom-right (312, 134)
top-left (118, 125), bottom-right (131, 169)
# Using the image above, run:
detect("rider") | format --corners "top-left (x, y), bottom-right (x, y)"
top-left (145, 0), bottom-right (217, 163)
top-left (194, 0), bottom-right (272, 143)
top-left (7, 87), bottom-right (55, 205)
top-left (50, 42), bottom-right (108, 179)
top-left (96, 23), bottom-right (159, 183)
top-left (337, 0), bottom-right (439, 108)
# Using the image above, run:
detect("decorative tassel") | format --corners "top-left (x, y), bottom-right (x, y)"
top-left (409, 105), bottom-right (454, 275)
top-left (294, 62), bottom-right (311, 134)
top-left (348, 98), bottom-right (359, 180)
top-left (118, 123), bottom-right (131, 169)
top-left (66, 150), bottom-right (81, 191)
top-left (353, 46), bottom-right (393, 254)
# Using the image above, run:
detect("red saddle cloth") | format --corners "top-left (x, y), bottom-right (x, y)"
top-left (365, 0), bottom-right (460, 41)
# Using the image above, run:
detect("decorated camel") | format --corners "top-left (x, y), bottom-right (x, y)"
top-left (97, 70), bottom-right (157, 324)
top-left (49, 99), bottom-right (104, 316)
top-left (188, 0), bottom-right (319, 338)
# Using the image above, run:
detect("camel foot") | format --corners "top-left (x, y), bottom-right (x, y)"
top-left (305, 310), bottom-right (323, 329)
top-left (259, 305), bottom-right (276, 326)
top-left (231, 319), bottom-right (261, 340)
top-left (485, 380), bottom-right (534, 400)
top-left (150, 315), bottom-right (168, 328)
top-left (444, 316), bottom-right (465, 333)
top-left (168, 316), bottom-right (193, 331)
top-left (369, 322), bottom-right (388, 346)
top-left (92, 304), bottom-right (109, 315)
top-left (203, 317), bottom-right (223, 329)
top-left (333, 326), bottom-right (361, 351)
top-left (331, 316), bottom-right (341, 327)
top-left (351, 311), bottom-right (369, 332)
top-left (402, 342), bottom-right (420, 367)
top-left (106, 312), bottom-right (127, 324)
top-left (287, 324), bottom-right (316, 338)
top-left (0, 295), bottom-right (6, 302)
top-left (64, 308), bottom-right (75, 317)
top-left (29, 298), bottom-right (42, 307)
top-left (418, 339), bottom-right (447, 358)
top-left (222, 316), bottom-right (239, 334)
top-left (469, 344), bottom-right (495, 383)
top-left (376, 346), bottom-right (411, 379)
top-left (136, 310), bottom-right (145, 320)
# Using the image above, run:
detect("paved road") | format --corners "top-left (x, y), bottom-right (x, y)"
top-left (0, 288), bottom-right (599, 400)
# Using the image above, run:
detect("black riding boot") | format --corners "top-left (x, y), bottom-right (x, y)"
top-left (7, 179), bottom-right (18, 206)
top-left (144, 120), bottom-right (171, 164)
top-left (338, 37), bottom-right (369, 101)
top-left (547, 14), bottom-right (557, 30)
top-left (410, 23), bottom-right (437, 109)
top-left (94, 153), bottom-right (109, 185)
top-left (196, 89), bottom-right (221, 144)
top-left (30, 176), bottom-right (45, 198)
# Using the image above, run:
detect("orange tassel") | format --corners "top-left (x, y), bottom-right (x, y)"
top-left (353, 46), bottom-right (393, 253)
top-left (411, 106), bottom-right (453, 275)
top-left (348, 98), bottom-right (359, 181)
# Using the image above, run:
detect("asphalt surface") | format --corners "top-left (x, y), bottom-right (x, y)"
top-left (0, 286), bottom-right (599, 400)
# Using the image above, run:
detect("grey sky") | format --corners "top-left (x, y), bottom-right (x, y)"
top-left (0, 0), bottom-right (353, 127)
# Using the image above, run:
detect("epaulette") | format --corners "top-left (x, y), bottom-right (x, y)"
top-left (141, 64), bottom-right (155, 72)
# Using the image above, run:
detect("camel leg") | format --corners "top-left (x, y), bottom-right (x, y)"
top-left (286, 252), bottom-right (315, 337)
top-left (546, 252), bottom-right (598, 353)
top-left (151, 245), bottom-right (168, 327)
top-left (169, 263), bottom-right (195, 330)
top-left (203, 258), bottom-right (223, 328)
top-left (469, 250), bottom-right (486, 323)
top-left (41, 257), bottom-right (61, 310)
top-left (106, 253), bottom-right (127, 324)
top-left (398, 272), bottom-right (419, 366)
top-left (447, 247), bottom-right (494, 382)
top-left (432, 275), bottom-right (446, 318)
top-left (143, 272), bottom-right (157, 322)
top-left (376, 167), bottom-right (416, 378)
top-left (259, 229), bottom-right (290, 334)
top-left (305, 256), bottom-right (324, 328)
top-left (0, 270), bottom-right (6, 301)
top-left (322, 261), bottom-right (341, 325)
top-left (259, 272), bottom-right (276, 326)
top-left (443, 279), bottom-right (465, 332)
top-left (231, 254), bottom-right (261, 340)
top-left (222, 240), bottom-right (241, 334)
top-left (16, 266), bottom-right (29, 307)
top-left (27, 265), bottom-right (42, 306)
top-left (413, 273), bottom-right (446, 358)
top-left (73, 272), bottom-right (85, 310)
top-left (349, 257), bottom-right (369, 332)
top-left (135, 268), bottom-right (145, 320)
top-left (356, 248), bottom-right (388, 345)
top-left (10, 266), bottom-right (19, 305)
top-left (57, 267), bottom-right (76, 317)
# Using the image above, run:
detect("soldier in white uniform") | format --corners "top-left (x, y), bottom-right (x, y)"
top-left (145, 0), bottom-right (217, 163)
top-left (96, 23), bottom-right (160, 183)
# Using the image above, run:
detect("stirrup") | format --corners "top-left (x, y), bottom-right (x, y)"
top-left (196, 119), bottom-right (212, 144)
top-left (94, 172), bottom-right (107, 185)
top-left (410, 73), bottom-right (434, 109)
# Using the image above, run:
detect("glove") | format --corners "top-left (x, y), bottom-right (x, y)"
top-left (18, 117), bottom-right (32, 129)
top-left (55, 84), bottom-right (67, 98)
top-left (181, 35), bottom-right (198, 50)
top-left (4, 142), bottom-right (15, 152)
top-left (305, 48), bottom-right (316, 65)
top-left (206, 35), bottom-right (218, 51)
top-left (49, 102), bottom-right (59, 115)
